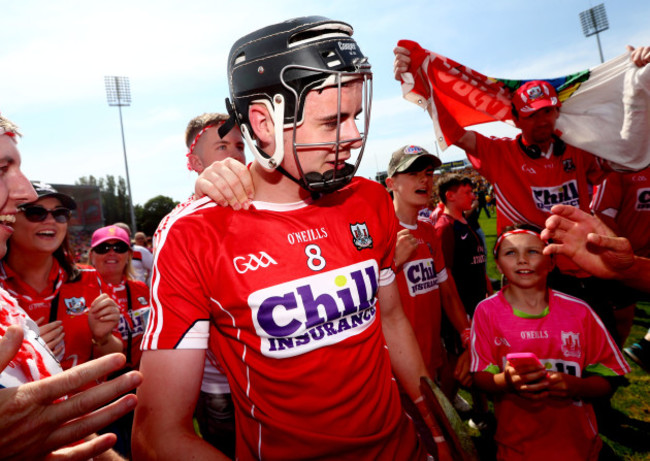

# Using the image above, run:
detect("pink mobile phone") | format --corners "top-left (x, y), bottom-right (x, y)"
top-left (506, 352), bottom-right (544, 370)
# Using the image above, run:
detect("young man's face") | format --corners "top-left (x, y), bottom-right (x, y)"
top-left (190, 124), bottom-right (245, 173)
top-left (0, 136), bottom-right (37, 257)
top-left (388, 166), bottom-right (434, 207)
top-left (448, 183), bottom-right (475, 211)
top-left (284, 80), bottom-right (364, 179)
top-left (496, 232), bottom-right (553, 289)
top-left (515, 107), bottom-right (559, 146)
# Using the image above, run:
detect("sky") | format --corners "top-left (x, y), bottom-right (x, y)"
top-left (3, 0), bottom-right (650, 206)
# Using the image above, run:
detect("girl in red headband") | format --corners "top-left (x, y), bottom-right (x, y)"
top-left (469, 224), bottom-right (629, 460)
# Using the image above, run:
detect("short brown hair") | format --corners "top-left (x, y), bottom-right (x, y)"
top-left (184, 113), bottom-right (229, 148)
top-left (436, 173), bottom-right (473, 204)
top-left (0, 115), bottom-right (22, 138)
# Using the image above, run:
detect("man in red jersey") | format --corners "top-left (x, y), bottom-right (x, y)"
top-left (134, 17), bottom-right (431, 460)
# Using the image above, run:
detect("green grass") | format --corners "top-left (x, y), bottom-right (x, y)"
top-left (475, 213), bottom-right (650, 460)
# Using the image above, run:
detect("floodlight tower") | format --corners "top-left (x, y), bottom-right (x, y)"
top-left (104, 76), bottom-right (137, 233)
top-left (579, 4), bottom-right (609, 64)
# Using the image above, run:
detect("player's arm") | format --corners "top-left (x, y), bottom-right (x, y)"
top-left (377, 280), bottom-right (429, 400)
top-left (132, 349), bottom-right (229, 460)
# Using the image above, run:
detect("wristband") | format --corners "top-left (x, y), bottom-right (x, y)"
top-left (460, 328), bottom-right (471, 349)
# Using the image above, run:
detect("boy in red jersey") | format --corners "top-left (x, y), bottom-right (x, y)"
top-left (134, 17), bottom-right (432, 460)
top-left (385, 145), bottom-right (471, 382)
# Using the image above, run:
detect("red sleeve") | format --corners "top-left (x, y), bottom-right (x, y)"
top-left (144, 214), bottom-right (213, 351)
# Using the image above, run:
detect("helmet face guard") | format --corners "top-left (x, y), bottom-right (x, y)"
top-left (283, 62), bottom-right (372, 193)
top-left (227, 16), bottom-right (373, 194)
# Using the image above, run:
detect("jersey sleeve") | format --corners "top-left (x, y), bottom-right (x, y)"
top-left (143, 213), bottom-right (213, 351)
top-left (582, 308), bottom-right (631, 377)
top-left (466, 133), bottom-right (505, 182)
top-left (470, 299), bottom-right (499, 374)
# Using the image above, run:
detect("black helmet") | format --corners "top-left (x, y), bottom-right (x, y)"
top-left (225, 16), bottom-right (372, 193)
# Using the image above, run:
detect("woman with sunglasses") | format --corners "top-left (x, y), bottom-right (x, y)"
top-left (0, 182), bottom-right (123, 371)
top-left (89, 225), bottom-right (150, 371)
top-left (88, 225), bottom-right (150, 457)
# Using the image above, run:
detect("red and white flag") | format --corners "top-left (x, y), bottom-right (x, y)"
top-left (397, 39), bottom-right (650, 171)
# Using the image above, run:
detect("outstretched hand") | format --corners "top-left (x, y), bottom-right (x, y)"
top-left (0, 326), bottom-right (142, 460)
top-left (541, 204), bottom-right (634, 279)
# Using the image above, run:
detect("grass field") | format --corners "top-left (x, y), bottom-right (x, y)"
top-left (475, 213), bottom-right (650, 460)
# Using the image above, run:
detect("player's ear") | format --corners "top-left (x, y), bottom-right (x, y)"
top-left (248, 103), bottom-right (275, 148)
top-left (187, 154), bottom-right (203, 172)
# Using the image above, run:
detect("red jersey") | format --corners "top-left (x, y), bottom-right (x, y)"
top-left (591, 167), bottom-right (650, 257)
top-left (0, 261), bottom-right (107, 370)
top-left (469, 134), bottom-right (608, 233)
top-left (144, 178), bottom-right (425, 460)
top-left (470, 289), bottom-right (629, 460)
top-left (102, 278), bottom-right (150, 368)
top-left (395, 219), bottom-right (446, 375)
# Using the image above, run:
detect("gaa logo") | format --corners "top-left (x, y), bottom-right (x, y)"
top-left (233, 252), bottom-right (277, 274)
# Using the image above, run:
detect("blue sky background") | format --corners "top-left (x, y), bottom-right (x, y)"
top-left (3, 0), bottom-right (650, 205)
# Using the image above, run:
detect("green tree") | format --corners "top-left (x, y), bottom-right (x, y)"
top-left (76, 174), bottom-right (131, 225)
top-left (136, 195), bottom-right (178, 236)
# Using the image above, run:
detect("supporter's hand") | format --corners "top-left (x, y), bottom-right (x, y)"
top-left (545, 371), bottom-right (579, 399)
top-left (393, 45), bottom-right (411, 81)
top-left (394, 229), bottom-right (418, 269)
top-left (194, 157), bottom-right (254, 210)
top-left (36, 317), bottom-right (65, 358)
top-left (542, 205), bottom-right (635, 279)
top-left (454, 349), bottom-right (472, 388)
top-left (0, 326), bottom-right (141, 460)
top-left (627, 45), bottom-right (650, 67)
top-left (503, 361), bottom-right (549, 400)
top-left (88, 294), bottom-right (121, 345)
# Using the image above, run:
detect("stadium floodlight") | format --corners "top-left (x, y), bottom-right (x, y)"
top-left (579, 4), bottom-right (609, 64)
top-left (104, 76), bottom-right (137, 233)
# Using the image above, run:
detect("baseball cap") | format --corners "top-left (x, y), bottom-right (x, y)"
top-left (30, 181), bottom-right (77, 210)
top-left (91, 225), bottom-right (131, 249)
top-left (387, 145), bottom-right (441, 177)
top-left (512, 80), bottom-right (561, 118)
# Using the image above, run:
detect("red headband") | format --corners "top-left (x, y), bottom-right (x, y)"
top-left (493, 229), bottom-right (543, 257)
top-left (185, 124), bottom-right (218, 171)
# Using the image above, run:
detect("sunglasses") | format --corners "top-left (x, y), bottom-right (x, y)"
top-left (93, 241), bottom-right (131, 255)
top-left (20, 205), bottom-right (71, 223)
